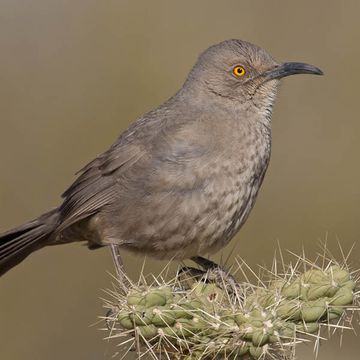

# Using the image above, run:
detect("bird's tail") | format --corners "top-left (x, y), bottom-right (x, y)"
top-left (0, 209), bottom-right (60, 276)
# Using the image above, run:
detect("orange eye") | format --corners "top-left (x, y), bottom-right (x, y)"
top-left (233, 65), bottom-right (246, 77)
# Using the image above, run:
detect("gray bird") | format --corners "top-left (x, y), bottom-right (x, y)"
top-left (0, 39), bottom-right (322, 277)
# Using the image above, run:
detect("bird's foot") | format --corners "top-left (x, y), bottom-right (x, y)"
top-left (192, 256), bottom-right (239, 294)
top-left (177, 256), bottom-right (239, 296)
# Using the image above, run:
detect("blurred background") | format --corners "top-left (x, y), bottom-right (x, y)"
top-left (0, 0), bottom-right (359, 359)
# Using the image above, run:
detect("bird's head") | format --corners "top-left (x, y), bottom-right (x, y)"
top-left (185, 39), bottom-right (323, 116)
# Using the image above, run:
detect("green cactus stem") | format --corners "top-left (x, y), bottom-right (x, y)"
top-left (104, 254), bottom-right (359, 360)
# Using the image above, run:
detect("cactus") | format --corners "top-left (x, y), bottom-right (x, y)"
top-left (104, 252), bottom-right (359, 359)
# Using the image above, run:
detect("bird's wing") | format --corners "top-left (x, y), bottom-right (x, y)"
top-left (57, 142), bottom-right (147, 231)
top-left (56, 113), bottom-right (157, 232)
top-left (57, 106), bottom-right (217, 233)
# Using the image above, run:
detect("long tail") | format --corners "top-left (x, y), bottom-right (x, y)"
top-left (0, 209), bottom-right (60, 276)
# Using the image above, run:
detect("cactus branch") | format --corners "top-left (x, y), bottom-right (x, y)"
top-left (103, 248), bottom-right (359, 359)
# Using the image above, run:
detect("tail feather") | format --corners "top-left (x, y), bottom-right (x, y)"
top-left (0, 209), bottom-right (59, 276)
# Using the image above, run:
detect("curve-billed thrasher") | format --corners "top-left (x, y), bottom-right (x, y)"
top-left (0, 39), bottom-right (322, 277)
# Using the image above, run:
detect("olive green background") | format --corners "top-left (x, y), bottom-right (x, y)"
top-left (0, 1), bottom-right (359, 359)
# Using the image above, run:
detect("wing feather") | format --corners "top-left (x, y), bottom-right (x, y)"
top-left (58, 141), bottom-right (146, 231)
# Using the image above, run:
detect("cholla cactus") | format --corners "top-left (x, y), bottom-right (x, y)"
top-left (104, 250), bottom-right (359, 360)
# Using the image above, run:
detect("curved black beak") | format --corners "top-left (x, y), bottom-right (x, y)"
top-left (263, 62), bottom-right (323, 81)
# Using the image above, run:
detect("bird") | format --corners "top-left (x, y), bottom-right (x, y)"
top-left (0, 39), bottom-right (323, 277)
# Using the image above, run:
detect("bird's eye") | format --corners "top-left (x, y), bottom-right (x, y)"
top-left (233, 65), bottom-right (246, 77)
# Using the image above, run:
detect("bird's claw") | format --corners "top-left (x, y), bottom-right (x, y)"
top-left (177, 256), bottom-right (239, 295)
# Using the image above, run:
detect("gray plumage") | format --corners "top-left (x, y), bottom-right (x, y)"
top-left (0, 39), bottom-right (322, 276)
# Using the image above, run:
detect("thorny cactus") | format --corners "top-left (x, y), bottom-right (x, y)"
top-left (104, 250), bottom-right (359, 359)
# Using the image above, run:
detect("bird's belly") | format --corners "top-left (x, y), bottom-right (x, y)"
top-left (197, 175), bottom-right (260, 256)
top-left (114, 169), bottom-right (263, 260)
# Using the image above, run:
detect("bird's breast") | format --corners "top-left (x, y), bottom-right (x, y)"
top-left (198, 134), bottom-right (271, 254)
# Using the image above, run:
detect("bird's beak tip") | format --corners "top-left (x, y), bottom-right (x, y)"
top-left (309, 66), bottom-right (324, 76)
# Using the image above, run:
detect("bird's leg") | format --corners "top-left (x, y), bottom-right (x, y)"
top-left (104, 245), bottom-right (131, 330)
top-left (110, 243), bottom-right (124, 274)
top-left (109, 244), bottom-right (131, 290)
top-left (177, 265), bottom-right (208, 281)
top-left (191, 256), bottom-right (219, 270)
